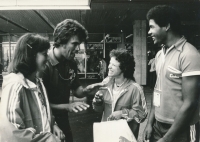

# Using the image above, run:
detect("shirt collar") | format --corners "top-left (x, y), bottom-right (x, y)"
top-left (17, 73), bottom-right (37, 90)
top-left (174, 36), bottom-right (187, 51)
top-left (48, 47), bottom-right (59, 66)
top-left (162, 36), bottom-right (186, 55)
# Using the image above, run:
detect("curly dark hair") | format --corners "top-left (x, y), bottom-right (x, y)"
top-left (9, 33), bottom-right (50, 77)
top-left (146, 5), bottom-right (181, 34)
top-left (53, 19), bottom-right (88, 48)
top-left (110, 49), bottom-right (135, 81)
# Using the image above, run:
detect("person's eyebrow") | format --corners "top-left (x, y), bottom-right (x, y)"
top-left (149, 25), bottom-right (153, 27)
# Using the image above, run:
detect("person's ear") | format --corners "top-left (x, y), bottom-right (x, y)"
top-left (166, 23), bottom-right (170, 31)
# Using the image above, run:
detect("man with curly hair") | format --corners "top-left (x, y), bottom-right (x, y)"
top-left (143, 5), bottom-right (200, 142)
top-left (42, 19), bottom-right (98, 142)
top-left (93, 49), bottom-right (148, 139)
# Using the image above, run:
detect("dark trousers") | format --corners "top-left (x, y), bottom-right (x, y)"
top-left (55, 116), bottom-right (73, 142)
top-left (150, 120), bottom-right (199, 142)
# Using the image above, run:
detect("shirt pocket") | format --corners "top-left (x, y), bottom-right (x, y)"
top-left (166, 66), bottom-right (182, 84)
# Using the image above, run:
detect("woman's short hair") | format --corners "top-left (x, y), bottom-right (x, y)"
top-left (53, 19), bottom-right (88, 48)
top-left (9, 33), bottom-right (50, 77)
top-left (110, 49), bottom-right (135, 81)
top-left (146, 5), bottom-right (181, 34)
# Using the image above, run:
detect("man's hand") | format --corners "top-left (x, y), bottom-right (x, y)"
top-left (50, 102), bottom-right (89, 113)
top-left (53, 125), bottom-right (65, 142)
top-left (93, 91), bottom-right (104, 105)
top-left (83, 83), bottom-right (104, 95)
top-left (66, 102), bottom-right (90, 113)
top-left (143, 124), bottom-right (153, 142)
top-left (108, 111), bottom-right (122, 121)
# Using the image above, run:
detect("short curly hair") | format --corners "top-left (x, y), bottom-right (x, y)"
top-left (146, 5), bottom-right (181, 34)
top-left (110, 49), bottom-right (135, 81)
top-left (53, 19), bottom-right (88, 48)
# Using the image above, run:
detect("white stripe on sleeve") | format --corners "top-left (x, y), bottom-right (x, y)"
top-left (8, 83), bottom-right (19, 122)
top-left (9, 84), bottom-right (23, 128)
top-left (190, 124), bottom-right (196, 142)
top-left (182, 71), bottom-right (200, 77)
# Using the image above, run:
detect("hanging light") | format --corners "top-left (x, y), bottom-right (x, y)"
top-left (0, 0), bottom-right (91, 10)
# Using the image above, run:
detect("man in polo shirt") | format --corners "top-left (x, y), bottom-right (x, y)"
top-left (42, 19), bottom-right (99, 142)
top-left (143, 5), bottom-right (200, 142)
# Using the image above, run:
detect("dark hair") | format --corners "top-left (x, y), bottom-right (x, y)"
top-left (9, 33), bottom-right (50, 77)
top-left (146, 5), bottom-right (181, 34)
top-left (110, 49), bottom-right (135, 81)
top-left (53, 19), bottom-right (88, 48)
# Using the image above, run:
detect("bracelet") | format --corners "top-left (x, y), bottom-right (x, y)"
top-left (122, 108), bottom-right (129, 116)
top-left (122, 109), bottom-right (129, 120)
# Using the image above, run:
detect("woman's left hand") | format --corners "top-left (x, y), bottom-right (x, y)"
top-left (53, 124), bottom-right (65, 142)
top-left (108, 111), bottom-right (122, 121)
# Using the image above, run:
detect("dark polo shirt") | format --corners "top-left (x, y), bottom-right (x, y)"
top-left (43, 48), bottom-right (81, 116)
top-left (153, 37), bottom-right (200, 125)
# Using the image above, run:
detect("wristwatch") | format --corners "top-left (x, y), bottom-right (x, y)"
top-left (122, 108), bottom-right (129, 118)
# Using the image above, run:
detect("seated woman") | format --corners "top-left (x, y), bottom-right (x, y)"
top-left (0, 33), bottom-right (65, 142)
top-left (93, 49), bottom-right (148, 138)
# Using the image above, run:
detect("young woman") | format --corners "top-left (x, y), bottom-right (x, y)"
top-left (93, 49), bottom-right (148, 138)
top-left (0, 33), bottom-right (65, 142)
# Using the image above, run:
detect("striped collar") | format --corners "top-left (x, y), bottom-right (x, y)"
top-left (16, 73), bottom-right (40, 90)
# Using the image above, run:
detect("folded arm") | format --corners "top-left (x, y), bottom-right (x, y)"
top-left (123, 86), bottom-right (148, 123)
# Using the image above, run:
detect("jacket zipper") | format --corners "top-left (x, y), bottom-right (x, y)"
top-left (107, 88), bottom-right (128, 113)
top-left (40, 81), bottom-right (51, 124)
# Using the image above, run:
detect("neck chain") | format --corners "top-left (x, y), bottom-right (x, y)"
top-left (115, 79), bottom-right (126, 87)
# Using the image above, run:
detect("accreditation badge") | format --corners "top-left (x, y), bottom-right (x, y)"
top-left (153, 89), bottom-right (161, 107)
